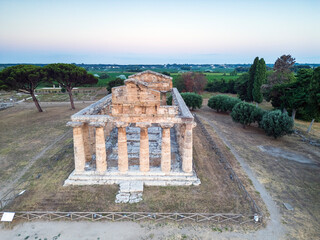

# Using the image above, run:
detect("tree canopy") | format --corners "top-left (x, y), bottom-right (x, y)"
top-left (0, 65), bottom-right (46, 112)
top-left (175, 72), bottom-right (207, 94)
top-left (45, 63), bottom-right (97, 109)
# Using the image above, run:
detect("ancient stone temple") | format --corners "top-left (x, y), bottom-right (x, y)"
top-left (64, 70), bottom-right (200, 203)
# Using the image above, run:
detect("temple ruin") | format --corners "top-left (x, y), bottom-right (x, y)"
top-left (64, 70), bottom-right (200, 203)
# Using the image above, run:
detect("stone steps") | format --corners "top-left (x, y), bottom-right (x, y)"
top-left (64, 169), bottom-right (201, 187)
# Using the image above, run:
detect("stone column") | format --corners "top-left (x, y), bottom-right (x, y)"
top-left (116, 122), bottom-right (129, 172)
top-left (67, 122), bottom-right (86, 174)
top-left (159, 123), bottom-right (174, 173)
top-left (182, 122), bottom-right (196, 173)
top-left (90, 122), bottom-right (107, 173)
top-left (136, 122), bottom-right (152, 172)
top-left (82, 123), bottom-right (91, 162)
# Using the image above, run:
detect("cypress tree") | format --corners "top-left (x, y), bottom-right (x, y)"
top-left (253, 58), bottom-right (266, 104)
top-left (247, 57), bottom-right (259, 101)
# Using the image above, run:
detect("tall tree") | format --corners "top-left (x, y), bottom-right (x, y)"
top-left (262, 54), bottom-right (296, 102)
top-left (178, 72), bottom-right (207, 94)
top-left (269, 68), bottom-right (312, 120)
top-left (0, 65), bottom-right (46, 112)
top-left (274, 54), bottom-right (296, 73)
top-left (247, 57), bottom-right (259, 101)
top-left (45, 64), bottom-right (98, 109)
top-left (252, 58), bottom-right (266, 104)
top-left (235, 73), bottom-right (250, 101)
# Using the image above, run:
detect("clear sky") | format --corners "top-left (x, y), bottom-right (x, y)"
top-left (0, 0), bottom-right (319, 64)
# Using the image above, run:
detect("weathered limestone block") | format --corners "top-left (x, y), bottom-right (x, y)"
top-left (136, 122), bottom-right (152, 172)
top-left (67, 122), bottom-right (86, 174)
top-left (90, 122), bottom-right (107, 173)
top-left (116, 122), bottom-right (129, 172)
top-left (160, 123), bottom-right (174, 173)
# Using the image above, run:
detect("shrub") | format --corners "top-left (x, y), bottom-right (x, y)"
top-left (167, 92), bottom-right (202, 110)
top-left (208, 95), bottom-right (241, 112)
top-left (181, 92), bottom-right (203, 110)
top-left (253, 107), bottom-right (268, 127)
top-left (231, 102), bottom-right (257, 127)
top-left (260, 110), bottom-right (293, 139)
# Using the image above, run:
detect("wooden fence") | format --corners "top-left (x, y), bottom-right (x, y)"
top-left (1, 211), bottom-right (260, 224)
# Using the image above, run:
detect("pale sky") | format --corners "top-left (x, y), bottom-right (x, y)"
top-left (0, 0), bottom-right (319, 64)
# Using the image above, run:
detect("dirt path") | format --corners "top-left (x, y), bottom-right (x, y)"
top-left (0, 130), bottom-right (72, 203)
top-left (197, 114), bottom-right (286, 239)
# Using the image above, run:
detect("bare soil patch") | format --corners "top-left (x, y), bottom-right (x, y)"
top-left (197, 105), bottom-right (320, 240)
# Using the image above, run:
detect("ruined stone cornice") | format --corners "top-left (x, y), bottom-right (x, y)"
top-left (129, 70), bottom-right (173, 80)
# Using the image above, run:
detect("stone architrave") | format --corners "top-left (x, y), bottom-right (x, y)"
top-left (159, 123), bottom-right (174, 173)
top-left (90, 122), bottom-right (107, 173)
top-left (67, 121), bottom-right (86, 174)
top-left (182, 122), bottom-right (196, 173)
top-left (116, 122), bottom-right (129, 172)
top-left (136, 122), bottom-right (152, 172)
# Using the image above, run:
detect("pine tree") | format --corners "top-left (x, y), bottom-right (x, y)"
top-left (253, 58), bottom-right (266, 104)
top-left (247, 57), bottom-right (259, 101)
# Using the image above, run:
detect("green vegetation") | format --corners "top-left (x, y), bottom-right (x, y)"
top-left (167, 92), bottom-right (203, 110)
top-left (106, 78), bottom-right (124, 93)
top-left (267, 67), bottom-right (320, 121)
top-left (207, 95), bottom-right (241, 112)
top-left (45, 64), bottom-right (98, 109)
top-left (231, 102), bottom-right (257, 128)
top-left (0, 65), bottom-right (47, 112)
top-left (205, 79), bottom-right (237, 93)
top-left (260, 110), bottom-right (294, 138)
top-left (253, 58), bottom-right (266, 103)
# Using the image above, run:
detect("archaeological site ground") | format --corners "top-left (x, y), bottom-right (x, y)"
top-left (0, 75), bottom-right (319, 240)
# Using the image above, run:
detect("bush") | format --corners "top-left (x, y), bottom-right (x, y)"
top-left (208, 95), bottom-right (241, 112)
top-left (253, 107), bottom-right (268, 127)
top-left (181, 92), bottom-right (203, 110)
top-left (231, 102), bottom-right (257, 127)
top-left (260, 110), bottom-right (293, 139)
top-left (167, 92), bottom-right (202, 110)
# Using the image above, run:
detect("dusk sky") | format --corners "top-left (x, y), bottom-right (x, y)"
top-left (1, 0), bottom-right (320, 64)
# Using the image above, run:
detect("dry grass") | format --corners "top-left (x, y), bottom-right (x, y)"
top-left (1, 103), bottom-right (262, 216)
top-left (197, 105), bottom-right (320, 240)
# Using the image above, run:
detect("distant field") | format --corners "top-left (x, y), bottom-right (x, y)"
top-left (37, 71), bottom-right (242, 89)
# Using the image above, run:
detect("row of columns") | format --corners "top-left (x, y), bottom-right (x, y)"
top-left (68, 121), bottom-right (194, 174)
